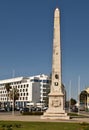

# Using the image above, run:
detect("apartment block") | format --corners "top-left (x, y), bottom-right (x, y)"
top-left (0, 74), bottom-right (50, 108)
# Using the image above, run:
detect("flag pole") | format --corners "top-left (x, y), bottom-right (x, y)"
top-left (78, 76), bottom-right (80, 115)
top-left (12, 70), bottom-right (15, 116)
top-left (69, 80), bottom-right (71, 113)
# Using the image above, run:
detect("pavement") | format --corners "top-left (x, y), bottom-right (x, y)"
top-left (0, 114), bottom-right (89, 123)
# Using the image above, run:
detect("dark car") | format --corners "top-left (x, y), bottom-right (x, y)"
top-left (20, 107), bottom-right (29, 113)
top-left (31, 107), bottom-right (36, 111)
top-left (36, 107), bottom-right (41, 111)
top-left (42, 107), bottom-right (48, 111)
top-left (71, 106), bottom-right (78, 112)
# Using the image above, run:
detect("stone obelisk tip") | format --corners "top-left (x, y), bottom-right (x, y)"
top-left (54, 8), bottom-right (60, 17)
top-left (55, 8), bottom-right (59, 11)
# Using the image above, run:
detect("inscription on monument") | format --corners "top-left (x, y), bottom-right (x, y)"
top-left (52, 99), bottom-right (61, 107)
top-left (54, 82), bottom-right (58, 86)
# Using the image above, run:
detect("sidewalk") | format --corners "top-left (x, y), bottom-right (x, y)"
top-left (0, 114), bottom-right (89, 123)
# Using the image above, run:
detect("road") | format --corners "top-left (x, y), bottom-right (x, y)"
top-left (0, 111), bottom-right (21, 115)
top-left (0, 111), bottom-right (89, 123)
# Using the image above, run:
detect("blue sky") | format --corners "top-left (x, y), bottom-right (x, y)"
top-left (0, 0), bottom-right (89, 99)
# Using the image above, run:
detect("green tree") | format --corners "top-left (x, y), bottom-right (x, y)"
top-left (5, 83), bottom-right (11, 108)
top-left (70, 98), bottom-right (77, 106)
top-left (10, 87), bottom-right (19, 108)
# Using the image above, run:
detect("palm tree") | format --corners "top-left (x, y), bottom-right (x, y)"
top-left (70, 98), bottom-right (77, 106)
top-left (10, 87), bottom-right (19, 109)
top-left (5, 83), bottom-right (11, 108)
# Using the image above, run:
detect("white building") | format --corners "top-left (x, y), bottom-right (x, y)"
top-left (0, 74), bottom-right (50, 108)
top-left (30, 74), bottom-right (50, 104)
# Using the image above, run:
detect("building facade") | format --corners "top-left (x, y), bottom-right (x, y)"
top-left (0, 74), bottom-right (50, 108)
top-left (80, 88), bottom-right (89, 109)
top-left (33, 75), bottom-right (50, 104)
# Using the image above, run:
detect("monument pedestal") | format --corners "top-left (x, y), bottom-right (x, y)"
top-left (41, 92), bottom-right (69, 120)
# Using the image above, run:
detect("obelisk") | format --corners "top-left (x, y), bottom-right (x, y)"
top-left (41, 8), bottom-right (69, 119)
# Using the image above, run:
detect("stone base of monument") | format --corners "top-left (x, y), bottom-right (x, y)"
top-left (41, 110), bottom-right (70, 120)
top-left (41, 92), bottom-right (70, 120)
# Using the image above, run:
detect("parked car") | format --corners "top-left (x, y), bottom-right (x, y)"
top-left (0, 107), bottom-right (6, 112)
top-left (42, 107), bottom-right (48, 111)
top-left (36, 107), bottom-right (41, 111)
top-left (20, 107), bottom-right (29, 113)
top-left (31, 107), bottom-right (36, 111)
top-left (71, 106), bottom-right (78, 112)
top-left (79, 105), bottom-right (85, 111)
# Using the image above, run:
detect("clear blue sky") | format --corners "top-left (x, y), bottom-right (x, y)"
top-left (0, 0), bottom-right (89, 99)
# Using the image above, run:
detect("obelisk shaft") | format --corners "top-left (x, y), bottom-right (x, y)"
top-left (51, 8), bottom-right (62, 93)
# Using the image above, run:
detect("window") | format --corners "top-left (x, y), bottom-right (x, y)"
top-left (31, 79), bottom-right (39, 82)
top-left (40, 80), bottom-right (42, 82)
top-left (26, 93), bottom-right (28, 96)
top-left (15, 86), bottom-right (17, 88)
top-left (43, 80), bottom-right (49, 83)
top-left (27, 84), bottom-right (29, 87)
